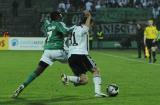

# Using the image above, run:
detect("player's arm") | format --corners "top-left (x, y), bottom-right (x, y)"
top-left (60, 22), bottom-right (76, 32)
top-left (84, 11), bottom-right (91, 28)
top-left (41, 19), bottom-right (52, 36)
top-left (68, 25), bottom-right (76, 32)
top-left (56, 22), bottom-right (68, 36)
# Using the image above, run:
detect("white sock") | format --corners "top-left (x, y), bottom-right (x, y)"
top-left (93, 76), bottom-right (101, 94)
top-left (68, 76), bottom-right (80, 83)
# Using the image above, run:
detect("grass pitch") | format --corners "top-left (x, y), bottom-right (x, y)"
top-left (0, 50), bottom-right (160, 105)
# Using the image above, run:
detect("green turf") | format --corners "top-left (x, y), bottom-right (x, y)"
top-left (0, 50), bottom-right (160, 105)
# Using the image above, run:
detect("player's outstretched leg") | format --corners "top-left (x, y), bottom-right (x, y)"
top-left (12, 61), bottom-right (48, 98)
top-left (11, 84), bottom-right (25, 98)
top-left (12, 72), bottom-right (38, 98)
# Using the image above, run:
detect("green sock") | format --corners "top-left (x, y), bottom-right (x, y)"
top-left (23, 72), bottom-right (37, 87)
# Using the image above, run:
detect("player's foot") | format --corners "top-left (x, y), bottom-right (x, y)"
top-left (95, 93), bottom-right (108, 97)
top-left (11, 84), bottom-right (25, 98)
top-left (61, 74), bottom-right (69, 85)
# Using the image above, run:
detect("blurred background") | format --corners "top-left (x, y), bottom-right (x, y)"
top-left (0, 0), bottom-right (160, 49)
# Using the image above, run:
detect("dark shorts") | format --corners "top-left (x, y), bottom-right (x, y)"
top-left (68, 54), bottom-right (97, 76)
top-left (146, 39), bottom-right (157, 49)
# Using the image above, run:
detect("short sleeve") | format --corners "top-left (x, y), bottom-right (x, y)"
top-left (59, 22), bottom-right (76, 32)
top-left (41, 19), bottom-right (52, 36)
top-left (56, 22), bottom-right (68, 35)
top-left (82, 25), bottom-right (89, 33)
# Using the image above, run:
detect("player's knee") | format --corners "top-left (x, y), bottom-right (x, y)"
top-left (39, 61), bottom-right (49, 68)
top-left (35, 61), bottom-right (49, 76)
top-left (92, 68), bottom-right (100, 75)
top-left (80, 74), bottom-right (88, 85)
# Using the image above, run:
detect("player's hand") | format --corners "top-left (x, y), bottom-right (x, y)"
top-left (83, 10), bottom-right (91, 17)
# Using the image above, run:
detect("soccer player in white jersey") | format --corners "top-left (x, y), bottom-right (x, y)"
top-left (61, 11), bottom-right (107, 97)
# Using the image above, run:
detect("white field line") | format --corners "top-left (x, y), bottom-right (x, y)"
top-left (96, 52), bottom-right (160, 66)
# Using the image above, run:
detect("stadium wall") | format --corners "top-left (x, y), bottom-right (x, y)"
top-left (0, 37), bottom-right (9, 50)
top-left (0, 37), bottom-right (137, 50)
top-left (0, 37), bottom-right (45, 50)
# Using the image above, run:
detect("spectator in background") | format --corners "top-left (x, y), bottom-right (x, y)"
top-left (136, 23), bottom-right (145, 58)
top-left (118, 0), bottom-right (123, 7)
top-left (147, 0), bottom-right (153, 8)
top-left (134, 0), bottom-right (143, 8)
top-left (12, 0), bottom-right (19, 17)
top-left (65, 0), bottom-right (71, 12)
top-left (114, 0), bottom-right (120, 8)
top-left (122, 0), bottom-right (128, 6)
top-left (85, 0), bottom-right (93, 11)
top-left (127, 0), bottom-right (134, 8)
top-left (152, 2), bottom-right (160, 19)
top-left (57, 0), bottom-right (160, 11)
top-left (141, 0), bottom-right (147, 7)
top-left (107, 0), bottom-right (114, 8)
top-left (77, 0), bottom-right (85, 12)
top-left (69, 0), bottom-right (84, 12)
top-left (67, 3), bottom-right (76, 12)
top-left (95, 0), bottom-right (101, 10)
top-left (58, 0), bottom-right (66, 12)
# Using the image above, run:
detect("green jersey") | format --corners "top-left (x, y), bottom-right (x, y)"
top-left (41, 19), bottom-right (51, 36)
top-left (43, 21), bottom-right (67, 50)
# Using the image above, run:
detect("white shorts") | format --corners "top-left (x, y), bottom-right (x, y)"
top-left (40, 50), bottom-right (68, 65)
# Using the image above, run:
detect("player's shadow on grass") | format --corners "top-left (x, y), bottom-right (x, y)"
top-left (2, 95), bottom-right (95, 105)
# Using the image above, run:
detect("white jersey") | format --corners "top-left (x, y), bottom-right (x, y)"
top-left (69, 25), bottom-right (89, 57)
top-left (60, 22), bottom-right (76, 51)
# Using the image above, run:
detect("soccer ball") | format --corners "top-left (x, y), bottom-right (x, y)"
top-left (106, 84), bottom-right (119, 97)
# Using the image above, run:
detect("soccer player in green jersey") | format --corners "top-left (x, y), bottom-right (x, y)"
top-left (12, 11), bottom-right (72, 98)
